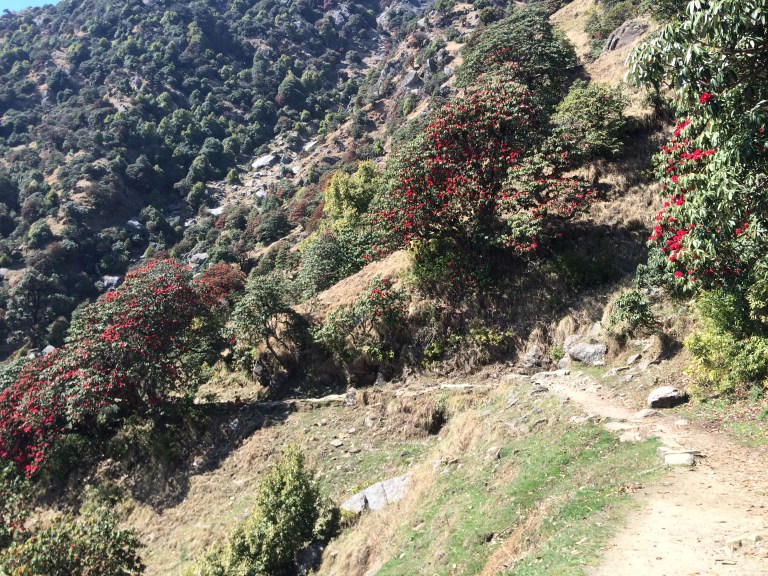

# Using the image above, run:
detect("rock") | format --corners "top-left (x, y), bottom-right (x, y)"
top-left (620, 431), bottom-right (643, 443)
top-left (664, 452), bottom-right (696, 466)
top-left (521, 344), bottom-right (544, 370)
top-left (303, 139), bottom-right (318, 152)
top-left (634, 408), bottom-right (661, 419)
top-left (626, 353), bottom-right (641, 365)
top-left (126, 218), bottom-right (143, 231)
top-left (41, 345), bottom-right (56, 357)
top-left (568, 342), bottom-right (608, 365)
top-left (205, 206), bottom-right (224, 216)
top-left (604, 19), bottom-right (650, 51)
top-left (529, 383), bottom-right (549, 396)
top-left (0, 268), bottom-right (8, 279)
top-left (675, 418), bottom-right (690, 427)
top-left (101, 275), bottom-right (123, 291)
top-left (251, 154), bottom-right (277, 169)
top-left (400, 69), bottom-right (423, 90)
top-left (647, 386), bottom-right (689, 408)
top-left (340, 472), bottom-right (413, 513)
top-left (188, 252), bottom-right (209, 266)
top-left (345, 388), bottom-right (358, 407)
top-left (330, 439), bottom-right (343, 448)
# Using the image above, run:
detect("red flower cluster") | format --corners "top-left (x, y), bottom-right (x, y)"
top-left (0, 260), bottom-right (235, 475)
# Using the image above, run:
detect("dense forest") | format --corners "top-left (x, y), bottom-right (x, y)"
top-left (0, 0), bottom-right (382, 351)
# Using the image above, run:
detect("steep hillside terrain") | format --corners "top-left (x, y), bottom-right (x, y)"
top-left (2, 0), bottom-right (768, 574)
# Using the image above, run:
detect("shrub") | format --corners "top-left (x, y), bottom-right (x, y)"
top-left (552, 80), bottom-right (628, 161)
top-left (188, 448), bottom-right (336, 576)
top-left (456, 6), bottom-right (576, 102)
top-left (314, 276), bottom-right (407, 365)
top-left (0, 260), bottom-right (234, 475)
top-left (685, 289), bottom-right (768, 397)
top-left (606, 289), bottom-right (655, 337)
top-left (0, 508), bottom-right (144, 575)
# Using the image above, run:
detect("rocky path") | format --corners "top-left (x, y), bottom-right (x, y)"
top-left (530, 369), bottom-right (768, 575)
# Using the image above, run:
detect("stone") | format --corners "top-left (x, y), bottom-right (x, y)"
top-left (188, 252), bottom-right (209, 266)
top-left (529, 383), bottom-right (549, 396)
top-left (664, 452), bottom-right (696, 466)
top-left (340, 471), bottom-right (413, 513)
top-left (634, 408), bottom-right (661, 419)
top-left (521, 344), bottom-right (545, 369)
top-left (400, 69), bottom-right (423, 90)
top-left (568, 342), bottom-right (608, 365)
top-left (101, 275), bottom-right (123, 291)
top-left (604, 19), bottom-right (650, 51)
top-left (619, 430), bottom-right (643, 443)
top-left (675, 418), bottom-right (690, 427)
top-left (330, 439), bottom-right (343, 448)
top-left (626, 353), bottom-right (641, 365)
top-left (126, 218), bottom-right (143, 230)
top-left (251, 154), bottom-right (277, 169)
top-left (205, 206), bottom-right (224, 216)
top-left (0, 268), bottom-right (8, 279)
top-left (647, 386), bottom-right (689, 408)
top-left (41, 345), bottom-right (56, 357)
top-left (346, 388), bottom-right (358, 407)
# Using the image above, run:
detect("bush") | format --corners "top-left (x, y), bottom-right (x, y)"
top-left (552, 80), bottom-right (628, 161)
top-left (456, 6), bottom-right (576, 102)
top-left (0, 508), bottom-right (144, 575)
top-left (0, 260), bottom-right (234, 475)
top-left (188, 448), bottom-right (336, 576)
top-left (374, 67), bottom-right (594, 279)
top-left (314, 276), bottom-right (407, 366)
top-left (685, 289), bottom-right (768, 397)
top-left (606, 289), bottom-right (655, 337)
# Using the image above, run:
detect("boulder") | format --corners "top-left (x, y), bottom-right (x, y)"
top-left (568, 342), bottom-right (607, 365)
top-left (102, 275), bottom-right (123, 291)
top-left (400, 69), bottom-right (423, 90)
top-left (188, 253), bottom-right (209, 266)
top-left (340, 471), bottom-right (413, 513)
top-left (251, 154), bottom-right (277, 169)
top-left (647, 386), bottom-right (689, 409)
top-left (520, 344), bottom-right (544, 370)
top-left (41, 345), bottom-right (56, 357)
top-left (604, 19), bottom-right (650, 51)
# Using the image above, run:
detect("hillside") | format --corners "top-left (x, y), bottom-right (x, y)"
top-left (2, 0), bottom-right (768, 574)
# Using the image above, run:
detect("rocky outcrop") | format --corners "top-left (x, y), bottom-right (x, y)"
top-left (340, 471), bottom-right (413, 513)
top-left (604, 19), bottom-right (649, 51)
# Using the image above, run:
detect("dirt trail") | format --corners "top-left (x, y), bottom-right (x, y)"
top-left (532, 369), bottom-right (768, 575)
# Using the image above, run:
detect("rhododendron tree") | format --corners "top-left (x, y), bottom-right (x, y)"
top-left (629, 0), bottom-right (768, 289)
top-left (0, 260), bottom-right (239, 475)
top-left (374, 67), bottom-right (595, 275)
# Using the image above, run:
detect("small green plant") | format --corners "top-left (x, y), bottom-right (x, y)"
top-left (187, 447), bottom-right (337, 576)
top-left (607, 289), bottom-right (655, 336)
top-left (314, 276), bottom-right (408, 366)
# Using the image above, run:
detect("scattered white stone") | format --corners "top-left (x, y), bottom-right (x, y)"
top-left (664, 452), bottom-right (696, 467)
top-left (341, 472), bottom-right (413, 513)
top-left (675, 419), bottom-right (690, 427)
top-left (603, 421), bottom-right (637, 432)
top-left (634, 408), bottom-right (661, 419)
top-left (619, 431), bottom-right (643, 443)
top-left (330, 439), bottom-right (343, 448)
top-left (647, 386), bottom-right (689, 408)
top-left (626, 353), bottom-right (642, 365)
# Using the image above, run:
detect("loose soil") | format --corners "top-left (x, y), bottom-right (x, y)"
top-left (540, 370), bottom-right (768, 575)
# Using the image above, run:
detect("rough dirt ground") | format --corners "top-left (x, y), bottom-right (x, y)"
top-left (537, 370), bottom-right (768, 576)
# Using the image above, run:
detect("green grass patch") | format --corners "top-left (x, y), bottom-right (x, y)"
top-left (376, 424), bottom-right (661, 575)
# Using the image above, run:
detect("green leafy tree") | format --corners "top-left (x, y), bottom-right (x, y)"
top-left (551, 80), bottom-right (629, 161)
top-left (374, 67), bottom-right (595, 277)
top-left (188, 448), bottom-right (335, 576)
top-left (324, 161), bottom-right (383, 230)
top-left (0, 508), bottom-right (144, 575)
top-left (456, 6), bottom-right (577, 103)
top-left (628, 0), bottom-right (768, 289)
